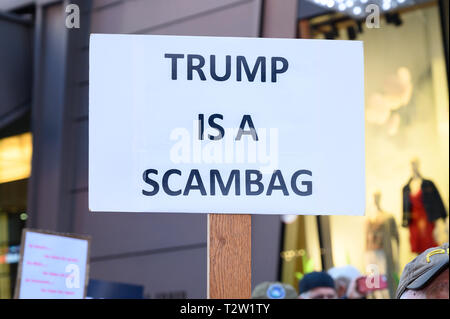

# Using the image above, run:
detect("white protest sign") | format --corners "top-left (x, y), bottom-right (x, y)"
top-left (89, 34), bottom-right (365, 215)
top-left (15, 229), bottom-right (90, 299)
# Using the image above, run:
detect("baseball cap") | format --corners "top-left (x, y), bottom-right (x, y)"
top-left (396, 242), bottom-right (449, 299)
top-left (252, 282), bottom-right (298, 299)
top-left (298, 271), bottom-right (335, 294)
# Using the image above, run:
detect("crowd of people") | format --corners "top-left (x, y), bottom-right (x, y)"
top-left (252, 242), bottom-right (449, 299)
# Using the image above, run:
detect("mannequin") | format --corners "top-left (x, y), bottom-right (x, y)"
top-left (365, 191), bottom-right (399, 298)
top-left (402, 158), bottom-right (447, 253)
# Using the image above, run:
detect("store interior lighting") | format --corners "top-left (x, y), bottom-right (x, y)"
top-left (0, 132), bottom-right (32, 184)
top-left (306, 0), bottom-right (430, 18)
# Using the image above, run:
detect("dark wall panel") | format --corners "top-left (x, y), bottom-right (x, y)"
top-left (72, 192), bottom-right (207, 258)
top-left (90, 0), bottom-right (256, 34)
top-left (28, 3), bottom-right (69, 231)
top-left (89, 247), bottom-right (207, 298)
top-left (251, 215), bottom-right (282, 288)
top-left (0, 15), bottom-right (32, 128)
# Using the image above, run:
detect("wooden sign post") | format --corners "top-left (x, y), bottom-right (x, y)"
top-left (208, 214), bottom-right (252, 299)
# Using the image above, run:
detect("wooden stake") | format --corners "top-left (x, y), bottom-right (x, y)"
top-left (207, 214), bottom-right (252, 299)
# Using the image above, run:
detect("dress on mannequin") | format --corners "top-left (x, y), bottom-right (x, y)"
top-left (407, 188), bottom-right (438, 253)
top-left (402, 159), bottom-right (447, 253)
top-left (402, 178), bottom-right (447, 253)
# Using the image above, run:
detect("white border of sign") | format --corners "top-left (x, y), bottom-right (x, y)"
top-left (89, 34), bottom-right (366, 215)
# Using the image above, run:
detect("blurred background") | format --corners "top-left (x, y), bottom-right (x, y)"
top-left (0, 0), bottom-right (448, 299)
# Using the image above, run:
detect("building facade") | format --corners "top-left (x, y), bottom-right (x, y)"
top-left (0, 0), bottom-right (298, 298)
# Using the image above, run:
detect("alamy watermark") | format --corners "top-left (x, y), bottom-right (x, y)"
top-left (365, 4), bottom-right (380, 29)
top-left (65, 4), bottom-right (80, 29)
top-left (365, 263), bottom-right (385, 289)
top-left (169, 120), bottom-right (279, 174)
top-left (65, 263), bottom-right (80, 289)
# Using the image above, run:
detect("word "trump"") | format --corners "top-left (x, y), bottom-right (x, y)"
top-left (164, 54), bottom-right (289, 82)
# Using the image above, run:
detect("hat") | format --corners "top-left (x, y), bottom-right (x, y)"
top-left (396, 242), bottom-right (449, 299)
top-left (298, 271), bottom-right (335, 294)
top-left (328, 265), bottom-right (361, 282)
top-left (252, 282), bottom-right (298, 299)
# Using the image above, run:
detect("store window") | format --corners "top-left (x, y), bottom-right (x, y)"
top-left (280, 1), bottom-right (449, 298)
top-left (0, 7), bottom-right (33, 300)
top-left (0, 131), bottom-right (32, 298)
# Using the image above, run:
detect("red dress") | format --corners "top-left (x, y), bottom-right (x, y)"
top-left (409, 189), bottom-right (438, 253)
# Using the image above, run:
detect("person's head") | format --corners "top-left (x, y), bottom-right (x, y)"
top-left (373, 191), bottom-right (382, 210)
top-left (328, 265), bottom-right (361, 298)
top-left (298, 271), bottom-right (337, 299)
top-left (411, 157), bottom-right (421, 177)
top-left (252, 282), bottom-right (298, 299)
top-left (397, 242), bottom-right (449, 299)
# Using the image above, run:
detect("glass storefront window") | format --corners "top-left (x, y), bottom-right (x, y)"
top-left (0, 132), bottom-right (32, 298)
top-left (281, 2), bottom-right (449, 299)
